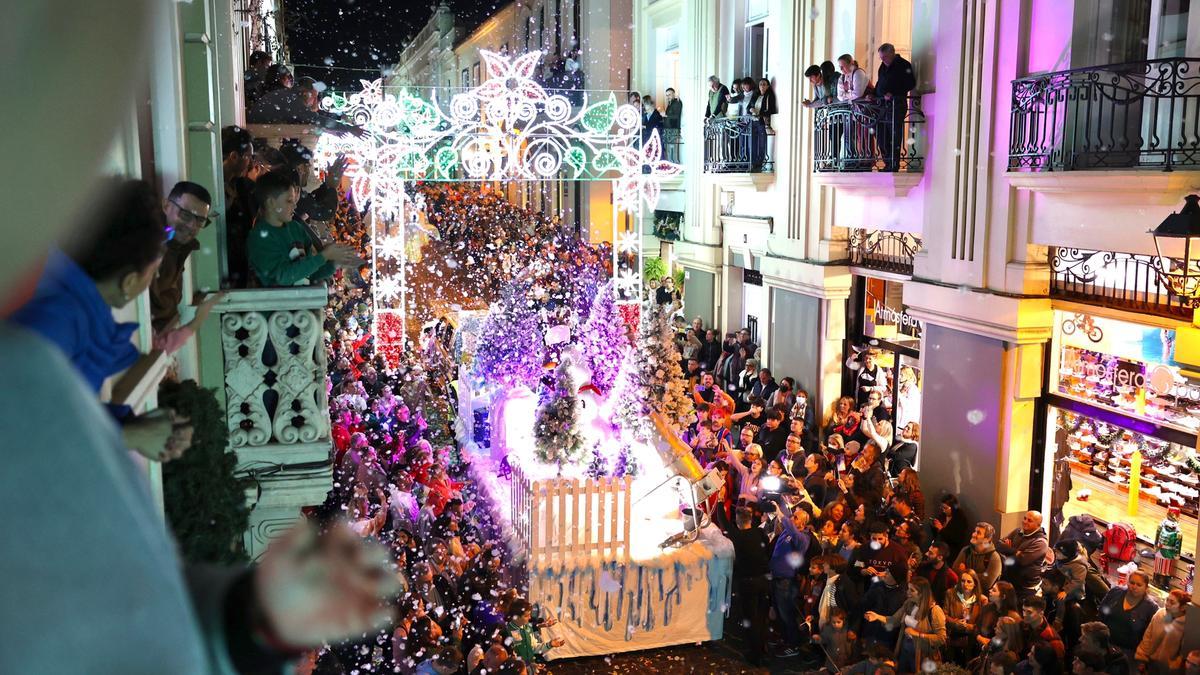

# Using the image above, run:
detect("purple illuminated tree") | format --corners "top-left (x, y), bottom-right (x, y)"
top-left (473, 280), bottom-right (545, 391)
top-left (579, 281), bottom-right (629, 395)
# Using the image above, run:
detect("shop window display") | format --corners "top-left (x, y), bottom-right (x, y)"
top-left (1044, 310), bottom-right (1198, 591)
top-left (1055, 409), bottom-right (1199, 518)
top-left (1054, 312), bottom-right (1200, 434)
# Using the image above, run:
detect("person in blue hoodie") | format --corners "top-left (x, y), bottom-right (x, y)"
top-left (10, 179), bottom-right (190, 461)
top-left (11, 180), bottom-right (163, 394)
top-left (770, 499), bottom-right (816, 657)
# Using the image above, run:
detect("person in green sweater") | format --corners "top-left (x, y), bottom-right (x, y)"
top-left (247, 169), bottom-right (361, 287)
top-left (505, 598), bottom-right (564, 668)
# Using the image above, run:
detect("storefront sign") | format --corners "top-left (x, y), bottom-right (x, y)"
top-left (873, 297), bottom-right (916, 329)
top-left (743, 268), bottom-right (763, 286)
top-left (871, 299), bottom-right (922, 332)
top-left (1073, 359), bottom-right (1185, 398)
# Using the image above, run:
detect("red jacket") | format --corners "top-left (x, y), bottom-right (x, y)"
top-left (1029, 618), bottom-right (1065, 659)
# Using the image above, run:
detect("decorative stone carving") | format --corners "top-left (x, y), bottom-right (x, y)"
top-left (214, 288), bottom-right (332, 450)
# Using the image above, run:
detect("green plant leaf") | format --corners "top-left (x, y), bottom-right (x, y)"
top-left (643, 256), bottom-right (667, 283)
top-left (581, 94), bottom-right (617, 134)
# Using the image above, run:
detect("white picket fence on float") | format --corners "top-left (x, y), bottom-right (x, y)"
top-left (509, 459), bottom-right (632, 568)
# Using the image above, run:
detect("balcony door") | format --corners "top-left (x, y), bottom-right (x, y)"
top-left (1065, 1), bottom-right (1151, 168)
top-left (1141, 1), bottom-right (1200, 167)
top-left (865, 0), bottom-right (913, 77)
top-left (745, 22), bottom-right (766, 79)
top-left (1147, 0), bottom-right (1200, 59)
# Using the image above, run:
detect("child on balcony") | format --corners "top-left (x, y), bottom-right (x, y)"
top-left (247, 169), bottom-right (360, 287)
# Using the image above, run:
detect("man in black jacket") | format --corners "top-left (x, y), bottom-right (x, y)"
top-left (716, 505), bottom-right (772, 666)
top-left (874, 43), bottom-right (916, 171)
top-left (756, 409), bottom-right (790, 461)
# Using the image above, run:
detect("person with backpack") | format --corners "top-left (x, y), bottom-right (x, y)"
top-left (953, 522), bottom-right (1004, 591)
top-left (996, 511), bottom-right (1051, 600)
top-left (1053, 539), bottom-right (1088, 603)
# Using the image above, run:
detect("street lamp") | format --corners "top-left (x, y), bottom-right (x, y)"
top-left (1150, 194), bottom-right (1200, 308)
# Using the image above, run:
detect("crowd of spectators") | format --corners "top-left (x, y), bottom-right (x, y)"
top-left (654, 306), bottom-right (1194, 673)
top-left (244, 50), bottom-right (362, 134)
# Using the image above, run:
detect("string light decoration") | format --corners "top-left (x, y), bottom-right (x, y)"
top-left (312, 49), bottom-right (681, 362)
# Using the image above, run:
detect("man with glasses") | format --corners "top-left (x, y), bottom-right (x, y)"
top-left (149, 181), bottom-right (224, 353)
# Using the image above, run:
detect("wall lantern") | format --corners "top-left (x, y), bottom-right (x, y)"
top-left (1150, 194), bottom-right (1200, 308)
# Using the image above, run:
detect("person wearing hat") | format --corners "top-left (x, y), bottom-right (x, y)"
top-left (279, 138), bottom-right (345, 244)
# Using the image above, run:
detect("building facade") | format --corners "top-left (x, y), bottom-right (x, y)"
top-left (636, 0), bottom-right (1200, 622)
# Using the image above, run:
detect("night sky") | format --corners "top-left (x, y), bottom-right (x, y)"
top-left (286, 0), bottom-right (507, 88)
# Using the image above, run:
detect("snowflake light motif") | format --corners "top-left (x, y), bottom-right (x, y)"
top-left (614, 269), bottom-right (641, 298)
top-left (616, 229), bottom-right (640, 255)
top-left (374, 275), bottom-right (403, 302)
top-left (377, 233), bottom-right (406, 261)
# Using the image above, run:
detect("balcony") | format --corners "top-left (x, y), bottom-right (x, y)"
top-left (1009, 58), bottom-right (1200, 172)
top-left (1049, 246), bottom-right (1192, 320)
top-left (211, 287), bottom-right (333, 559)
top-left (813, 95), bottom-right (925, 174)
top-left (848, 229), bottom-right (922, 276)
top-left (703, 115), bottom-right (775, 174)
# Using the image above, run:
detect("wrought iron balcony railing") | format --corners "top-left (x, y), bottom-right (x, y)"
top-left (813, 95), bottom-right (925, 173)
top-left (703, 115), bottom-right (774, 173)
top-left (848, 229), bottom-right (922, 275)
top-left (1049, 247), bottom-right (1193, 319)
top-left (1010, 58), bottom-right (1200, 172)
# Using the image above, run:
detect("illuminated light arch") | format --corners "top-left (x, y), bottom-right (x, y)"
top-left (313, 49), bottom-right (679, 364)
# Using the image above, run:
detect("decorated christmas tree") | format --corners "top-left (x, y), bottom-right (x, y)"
top-left (610, 344), bottom-right (651, 442)
top-left (612, 302), bottom-right (696, 441)
top-left (534, 358), bottom-right (587, 466)
top-left (578, 281), bottom-right (629, 395)
top-left (473, 279), bottom-right (545, 390)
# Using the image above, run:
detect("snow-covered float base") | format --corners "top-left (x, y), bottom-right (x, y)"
top-left (527, 524), bottom-right (731, 660)
top-left (461, 442), bottom-right (733, 660)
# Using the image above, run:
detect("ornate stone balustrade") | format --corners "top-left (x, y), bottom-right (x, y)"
top-left (211, 287), bottom-right (333, 559)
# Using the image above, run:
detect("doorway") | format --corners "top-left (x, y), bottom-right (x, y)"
top-left (745, 22), bottom-right (766, 78)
